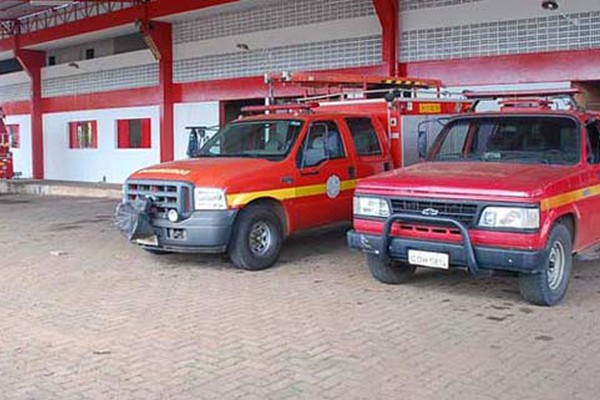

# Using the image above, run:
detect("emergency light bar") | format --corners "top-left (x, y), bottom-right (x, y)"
top-left (241, 103), bottom-right (320, 115)
top-left (463, 88), bottom-right (580, 100)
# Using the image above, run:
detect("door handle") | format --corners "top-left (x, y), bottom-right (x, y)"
top-left (300, 170), bottom-right (320, 176)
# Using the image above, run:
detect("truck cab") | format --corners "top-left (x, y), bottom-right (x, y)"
top-left (348, 89), bottom-right (600, 306)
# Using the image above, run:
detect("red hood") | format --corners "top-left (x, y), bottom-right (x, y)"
top-left (358, 162), bottom-right (580, 200)
top-left (129, 157), bottom-right (287, 192)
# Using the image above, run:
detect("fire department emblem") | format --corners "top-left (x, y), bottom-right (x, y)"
top-left (326, 175), bottom-right (341, 199)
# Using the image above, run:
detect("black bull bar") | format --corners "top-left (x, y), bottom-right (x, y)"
top-left (379, 213), bottom-right (480, 275)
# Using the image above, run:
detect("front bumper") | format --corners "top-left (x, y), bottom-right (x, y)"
top-left (136, 210), bottom-right (238, 253)
top-left (348, 213), bottom-right (547, 274)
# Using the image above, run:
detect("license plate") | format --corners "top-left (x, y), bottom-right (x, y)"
top-left (408, 250), bottom-right (449, 269)
top-left (136, 235), bottom-right (159, 247)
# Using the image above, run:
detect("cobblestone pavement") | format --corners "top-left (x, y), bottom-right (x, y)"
top-left (1, 194), bottom-right (600, 400)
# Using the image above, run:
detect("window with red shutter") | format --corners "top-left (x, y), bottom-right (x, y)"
top-left (6, 125), bottom-right (20, 149)
top-left (69, 121), bottom-right (98, 149)
top-left (116, 118), bottom-right (151, 149)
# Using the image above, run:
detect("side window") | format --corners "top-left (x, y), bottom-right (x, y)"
top-left (346, 117), bottom-right (382, 156)
top-left (297, 121), bottom-right (345, 168)
top-left (587, 122), bottom-right (600, 164)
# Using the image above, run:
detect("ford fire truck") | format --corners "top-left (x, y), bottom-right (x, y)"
top-left (348, 88), bottom-right (600, 306)
top-left (0, 108), bottom-right (14, 180)
top-left (118, 72), bottom-right (470, 270)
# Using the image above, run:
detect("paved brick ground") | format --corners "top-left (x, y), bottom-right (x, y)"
top-left (1, 194), bottom-right (600, 400)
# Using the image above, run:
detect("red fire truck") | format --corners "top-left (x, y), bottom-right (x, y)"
top-left (0, 108), bottom-right (14, 180)
top-left (348, 88), bottom-right (600, 306)
top-left (118, 72), bottom-right (470, 270)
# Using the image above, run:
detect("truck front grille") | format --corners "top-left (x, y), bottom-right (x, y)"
top-left (390, 198), bottom-right (479, 226)
top-left (125, 180), bottom-right (193, 219)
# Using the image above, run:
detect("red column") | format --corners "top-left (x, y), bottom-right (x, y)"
top-left (141, 21), bottom-right (174, 163)
top-left (373, 0), bottom-right (400, 77)
top-left (15, 49), bottom-right (45, 179)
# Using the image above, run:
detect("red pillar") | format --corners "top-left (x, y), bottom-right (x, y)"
top-left (15, 49), bottom-right (45, 179)
top-left (373, 0), bottom-right (400, 77)
top-left (141, 21), bottom-right (174, 163)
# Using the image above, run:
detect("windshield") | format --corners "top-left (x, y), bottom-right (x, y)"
top-left (198, 120), bottom-right (304, 160)
top-left (430, 116), bottom-right (580, 165)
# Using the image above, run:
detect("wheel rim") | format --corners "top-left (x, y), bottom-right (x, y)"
top-left (249, 221), bottom-right (272, 256)
top-left (547, 240), bottom-right (566, 291)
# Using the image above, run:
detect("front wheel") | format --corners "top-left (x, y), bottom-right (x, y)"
top-left (519, 224), bottom-right (573, 306)
top-left (228, 204), bottom-right (283, 271)
top-left (367, 254), bottom-right (416, 284)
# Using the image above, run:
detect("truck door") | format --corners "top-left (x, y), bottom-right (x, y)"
top-left (344, 117), bottom-right (391, 178)
top-left (292, 119), bottom-right (355, 230)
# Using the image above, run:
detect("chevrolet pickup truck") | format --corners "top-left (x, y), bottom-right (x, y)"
top-left (348, 90), bottom-right (600, 306)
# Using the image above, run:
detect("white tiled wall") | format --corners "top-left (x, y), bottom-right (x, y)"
top-left (400, 0), bottom-right (600, 62)
top-left (0, 83), bottom-right (31, 103)
top-left (42, 64), bottom-right (159, 98)
top-left (174, 0), bottom-right (375, 43)
top-left (174, 35), bottom-right (381, 83)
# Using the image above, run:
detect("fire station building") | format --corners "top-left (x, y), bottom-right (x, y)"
top-left (1, 0), bottom-right (599, 183)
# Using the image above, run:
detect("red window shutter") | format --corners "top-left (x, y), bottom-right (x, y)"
top-left (117, 120), bottom-right (130, 148)
top-left (91, 121), bottom-right (98, 148)
top-left (141, 119), bottom-right (151, 148)
top-left (69, 122), bottom-right (78, 148)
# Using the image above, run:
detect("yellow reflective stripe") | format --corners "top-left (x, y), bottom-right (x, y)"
top-left (227, 179), bottom-right (357, 207)
top-left (541, 184), bottom-right (600, 211)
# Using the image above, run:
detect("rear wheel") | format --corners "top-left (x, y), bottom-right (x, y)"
top-left (367, 254), bottom-right (416, 284)
top-left (228, 204), bottom-right (283, 271)
top-left (519, 224), bottom-right (572, 306)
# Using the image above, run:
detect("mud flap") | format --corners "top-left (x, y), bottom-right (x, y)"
top-left (114, 198), bottom-right (156, 241)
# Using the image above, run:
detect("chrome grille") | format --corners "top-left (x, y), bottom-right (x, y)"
top-left (125, 180), bottom-right (193, 219)
top-left (390, 198), bottom-right (479, 226)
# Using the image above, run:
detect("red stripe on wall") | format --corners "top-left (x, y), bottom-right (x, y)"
top-left (42, 87), bottom-right (160, 113)
top-left (2, 101), bottom-right (31, 115)
top-left (401, 48), bottom-right (600, 86)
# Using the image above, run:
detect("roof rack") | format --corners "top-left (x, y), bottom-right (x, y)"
top-left (463, 88), bottom-right (580, 100)
top-left (464, 88), bottom-right (582, 112)
top-left (241, 103), bottom-right (320, 115)
top-left (271, 71), bottom-right (442, 90)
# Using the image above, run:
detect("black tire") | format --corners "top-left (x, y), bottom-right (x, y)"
top-left (228, 204), bottom-right (283, 271)
top-left (519, 224), bottom-right (573, 306)
top-left (143, 248), bottom-right (171, 255)
top-left (367, 254), bottom-right (416, 284)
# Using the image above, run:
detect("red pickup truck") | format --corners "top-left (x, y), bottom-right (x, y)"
top-left (348, 89), bottom-right (600, 306)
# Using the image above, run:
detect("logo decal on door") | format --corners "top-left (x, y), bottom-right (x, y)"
top-left (326, 175), bottom-right (342, 199)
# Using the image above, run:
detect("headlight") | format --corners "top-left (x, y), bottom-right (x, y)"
top-left (479, 207), bottom-right (540, 229)
top-left (353, 196), bottom-right (390, 218)
top-left (194, 188), bottom-right (227, 210)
